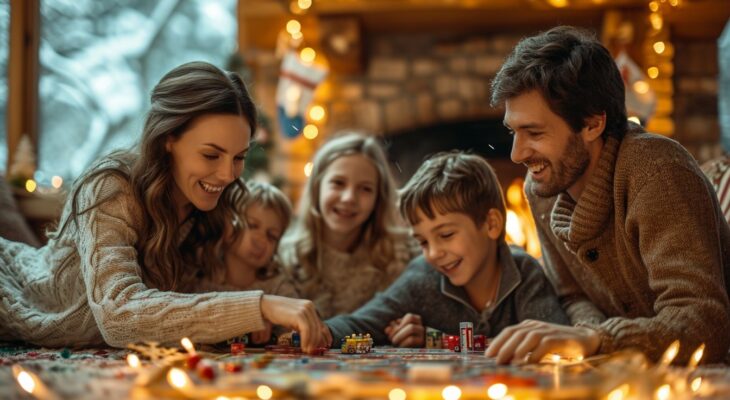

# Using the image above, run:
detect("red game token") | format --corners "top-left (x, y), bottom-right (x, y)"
top-left (185, 354), bottom-right (202, 370)
top-left (224, 362), bottom-right (243, 373)
top-left (196, 360), bottom-right (215, 380)
top-left (231, 342), bottom-right (245, 355)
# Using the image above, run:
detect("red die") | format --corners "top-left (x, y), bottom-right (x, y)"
top-left (442, 334), bottom-right (460, 352)
top-left (473, 335), bottom-right (486, 351)
top-left (185, 354), bottom-right (202, 370)
top-left (196, 360), bottom-right (216, 380)
top-left (223, 362), bottom-right (243, 373)
top-left (231, 342), bottom-right (246, 355)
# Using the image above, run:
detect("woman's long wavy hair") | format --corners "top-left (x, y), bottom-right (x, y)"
top-left (49, 61), bottom-right (257, 291)
top-left (281, 132), bottom-right (403, 282)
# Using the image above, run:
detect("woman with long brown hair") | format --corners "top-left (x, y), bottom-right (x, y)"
top-left (0, 61), bottom-right (330, 353)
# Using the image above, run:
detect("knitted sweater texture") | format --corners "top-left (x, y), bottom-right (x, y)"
top-left (527, 126), bottom-right (730, 363)
top-left (0, 168), bottom-right (265, 348)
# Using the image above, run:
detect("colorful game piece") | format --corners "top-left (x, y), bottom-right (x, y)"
top-left (230, 342), bottom-right (245, 355)
top-left (425, 328), bottom-right (443, 349)
top-left (277, 332), bottom-right (293, 346)
top-left (223, 361), bottom-right (243, 373)
top-left (196, 359), bottom-right (215, 380)
top-left (473, 334), bottom-right (486, 352)
top-left (459, 322), bottom-right (473, 353)
top-left (60, 348), bottom-right (72, 359)
top-left (292, 331), bottom-right (301, 347)
top-left (442, 334), bottom-right (460, 352)
top-left (185, 353), bottom-right (202, 370)
top-left (341, 334), bottom-right (373, 354)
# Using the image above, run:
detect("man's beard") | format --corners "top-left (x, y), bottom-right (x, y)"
top-left (531, 133), bottom-right (590, 198)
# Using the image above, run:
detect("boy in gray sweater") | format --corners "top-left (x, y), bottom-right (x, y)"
top-left (326, 152), bottom-right (569, 347)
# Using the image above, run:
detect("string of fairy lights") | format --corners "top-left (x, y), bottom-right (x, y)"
top-left (279, 0), bottom-right (682, 181)
top-left (642, 0), bottom-right (678, 135)
top-left (281, 0), bottom-right (330, 178)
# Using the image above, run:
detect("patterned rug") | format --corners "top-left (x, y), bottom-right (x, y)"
top-left (0, 343), bottom-right (134, 400)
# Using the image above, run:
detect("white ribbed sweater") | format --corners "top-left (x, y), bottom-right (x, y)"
top-left (0, 171), bottom-right (265, 348)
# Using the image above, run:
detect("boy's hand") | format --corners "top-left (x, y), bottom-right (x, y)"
top-left (385, 313), bottom-right (425, 348)
top-left (485, 320), bottom-right (600, 364)
top-left (251, 322), bottom-right (272, 345)
top-left (260, 295), bottom-right (332, 354)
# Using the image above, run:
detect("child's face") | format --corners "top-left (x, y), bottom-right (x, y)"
top-left (411, 209), bottom-right (496, 288)
top-left (234, 203), bottom-right (285, 270)
top-left (166, 113), bottom-right (250, 215)
top-left (318, 154), bottom-right (378, 238)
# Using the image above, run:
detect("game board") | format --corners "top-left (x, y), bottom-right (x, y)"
top-left (137, 346), bottom-right (620, 399)
top-left (6, 342), bottom-right (730, 399)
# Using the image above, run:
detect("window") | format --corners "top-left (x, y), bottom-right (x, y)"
top-left (36, 0), bottom-right (238, 179)
top-left (0, 3), bottom-right (9, 172)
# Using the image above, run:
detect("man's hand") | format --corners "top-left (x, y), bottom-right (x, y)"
top-left (485, 320), bottom-right (600, 364)
top-left (260, 295), bottom-right (332, 354)
top-left (384, 313), bottom-right (425, 348)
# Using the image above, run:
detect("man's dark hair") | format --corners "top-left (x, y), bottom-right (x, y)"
top-left (491, 26), bottom-right (628, 139)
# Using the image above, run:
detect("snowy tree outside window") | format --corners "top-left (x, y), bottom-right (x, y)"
top-left (37, 0), bottom-right (238, 181)
top-left (0, 3), bottom-right (9, 172)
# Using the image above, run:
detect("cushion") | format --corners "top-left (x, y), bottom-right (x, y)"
top-left (701, 155), bottom-right (730, 225)
top-left (0, 175), bottom-right (41, 247)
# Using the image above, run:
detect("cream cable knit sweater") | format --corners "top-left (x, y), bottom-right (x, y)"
top-left (281, 236), bottom-right (416, 320)
top-left (0, 168), bottom-right (265, 348)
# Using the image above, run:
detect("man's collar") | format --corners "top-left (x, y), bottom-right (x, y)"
top-left (550, 134), bottom-right (621, 245)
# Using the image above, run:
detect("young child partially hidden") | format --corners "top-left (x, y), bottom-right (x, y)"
top-left (195, 181), bottom-right (299, 345)
top-left (222, 181), bottom-right (297, 297)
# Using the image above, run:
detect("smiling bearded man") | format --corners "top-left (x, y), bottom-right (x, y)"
top-left (485, 26), bottom-right (730, 365)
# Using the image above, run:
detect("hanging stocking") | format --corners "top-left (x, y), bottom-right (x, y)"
top-left (276, 51), bottom-right (328, 139)
top-left (615, 51), bottom-right (657, 124)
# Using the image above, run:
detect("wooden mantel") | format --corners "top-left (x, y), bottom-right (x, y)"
top-left (240, 0), bottom-right (730, 49)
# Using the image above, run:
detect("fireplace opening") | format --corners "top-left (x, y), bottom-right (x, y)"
top-left (382, 118), bottom-right (540, 257)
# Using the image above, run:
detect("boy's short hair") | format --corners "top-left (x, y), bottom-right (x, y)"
top-left (242, 181), bottom-right (293, 230)
top-left (399, 152), bottom-right (506, 234)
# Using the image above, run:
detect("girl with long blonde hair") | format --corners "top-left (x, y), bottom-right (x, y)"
top-left (280, 132), bottom-right (416, 319)
top-left (0, 61), bottom-right (329, 353)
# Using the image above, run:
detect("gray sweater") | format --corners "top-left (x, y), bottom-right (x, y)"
top-left (327, 242), bottom-right (570, 345)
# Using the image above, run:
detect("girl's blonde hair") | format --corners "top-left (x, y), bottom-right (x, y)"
top-left (238, 181), bottom-right (293, 233)
top-left (282, 132), bottom-right (403, 281)
top-left (49, 61), bottom-right (257, 291)
top-left (229, 181), bottom-right (293, 279)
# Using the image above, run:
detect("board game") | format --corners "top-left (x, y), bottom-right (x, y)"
top-left (131, 345), bottom-right (622, 399)
top-left (5, 338), bottom-right (729, 399)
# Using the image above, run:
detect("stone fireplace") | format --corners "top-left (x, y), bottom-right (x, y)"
top-left (242, 3), bottom-right (727, 253)
top-left (254, 30), bottom-right (535, 196)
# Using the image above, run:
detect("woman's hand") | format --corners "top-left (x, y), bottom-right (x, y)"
top-left (260, 295), bottom-right (332, 353)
